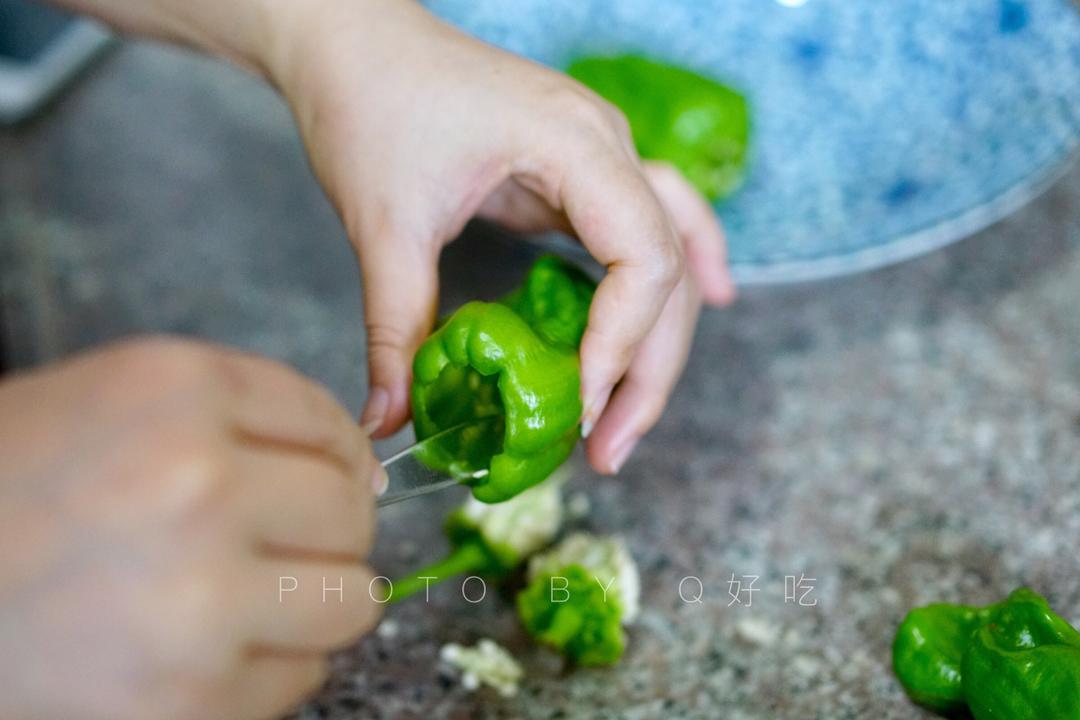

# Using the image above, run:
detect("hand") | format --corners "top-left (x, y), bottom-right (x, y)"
top-left (266, 0), bottom-right (736, 473)
top-left (0, 338), bottom-right (382, 720)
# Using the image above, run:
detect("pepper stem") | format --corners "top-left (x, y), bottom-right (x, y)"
top-left (388, 541), bottom-right (490, 603)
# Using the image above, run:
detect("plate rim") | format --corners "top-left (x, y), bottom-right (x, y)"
top-left (727, 141), bottom-right (1080, 285)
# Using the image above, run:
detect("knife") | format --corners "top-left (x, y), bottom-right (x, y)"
top-left (376, 417), bottom-right (497, 508)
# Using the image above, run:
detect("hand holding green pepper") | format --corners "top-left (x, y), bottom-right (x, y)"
top-left (337, 37), bottom-right (738, 478)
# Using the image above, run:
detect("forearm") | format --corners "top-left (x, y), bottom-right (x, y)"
top-left (42, 0), bottom-right (433, 92)
top-left (43, 0), bottom-right (279, 76)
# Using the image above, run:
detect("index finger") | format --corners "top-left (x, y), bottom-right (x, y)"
top-left (549, 142), bottom-right (685, 433)
top-left (212, 348), bottom-right (370, 474)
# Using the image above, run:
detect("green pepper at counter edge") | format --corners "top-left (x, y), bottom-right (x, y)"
top-left (893, 588), bottom-right (1080, 719)
top-left (567, 54), bottom-right (750, 202)
top-left (411, 255), bottom-right (595, 503)
top-left (892, 601), bottom-right (993, 713)
top-left (962, 588), bottom-right (1080, 720)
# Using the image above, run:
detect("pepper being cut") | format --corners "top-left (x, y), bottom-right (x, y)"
top-left (410, 255), bottom-right (595, 503)
top-left (567, 54), bottom-right (750, 202)
top-left (893, 587), bottom-right (1080, 719)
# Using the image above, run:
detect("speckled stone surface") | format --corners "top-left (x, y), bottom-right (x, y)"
top-left (1, 42), bottom-right (1079, 720)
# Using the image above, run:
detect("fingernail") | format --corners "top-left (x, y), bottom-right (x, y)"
top-left (372, 463), bottom-right (389, 496)
top-left (609, 435), bottom-right (638, 474)
top-left (581, 416), bottom-right (594, 439)
top-left (581, 384), bottom-right (613, 439)
top-left (360, 387), bottom-right (389, 436)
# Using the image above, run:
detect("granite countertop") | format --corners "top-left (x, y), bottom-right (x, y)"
top-left (1, 42), bottom-right (1078, 720)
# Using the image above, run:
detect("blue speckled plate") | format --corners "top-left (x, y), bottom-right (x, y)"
top-left (423, 0), bottom-right (1080, 284)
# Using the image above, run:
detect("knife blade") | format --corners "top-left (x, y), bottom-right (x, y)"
top-left (376, 417), bottom-right (497, 508)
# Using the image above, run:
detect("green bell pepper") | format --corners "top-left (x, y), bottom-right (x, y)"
top-left (517, 563), bottom-right (625, 667)
top-left (411, 255), bottom-right (595, 503)
top-left (515, 532), bottom-right (640, 667)
top-left (567, 54), bottom-right (750, 201)
top-left (962, 588), bottom-right (1080, 720)
top-left (893, 601), bottom-right (993, 713)
top-left (893, 588), bottom-right (1080, 719)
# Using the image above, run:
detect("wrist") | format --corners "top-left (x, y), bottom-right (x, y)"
top-left (260, 0), bottom-right (432, 99)
top-left (196, 0), bottom-right (281, 78)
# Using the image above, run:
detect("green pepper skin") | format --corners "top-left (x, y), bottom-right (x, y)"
top-left (567, 54), bottom-right (750, 201)
top-left (961, 588), bottom-right (1080, 720)
top-left (894, 588), bottom-right (1080, 718)
top-left (892, 602), bottom-right (993, 714)
top-left (516, 564), bottom-right (625, 667)
top-left (411, 256), bottom-right (595, 503)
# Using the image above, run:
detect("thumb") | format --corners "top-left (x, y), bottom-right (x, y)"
top-left (357, 233), bottom-right (440, 439)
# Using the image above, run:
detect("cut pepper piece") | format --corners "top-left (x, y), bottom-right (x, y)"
top-left (568, 54), bottom-right (750, 201)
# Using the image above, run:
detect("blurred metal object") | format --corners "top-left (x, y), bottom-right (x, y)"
top-left (377, 418), bottom-right (496, 508)
top-left (0, 0), bottom-right (113, 124)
